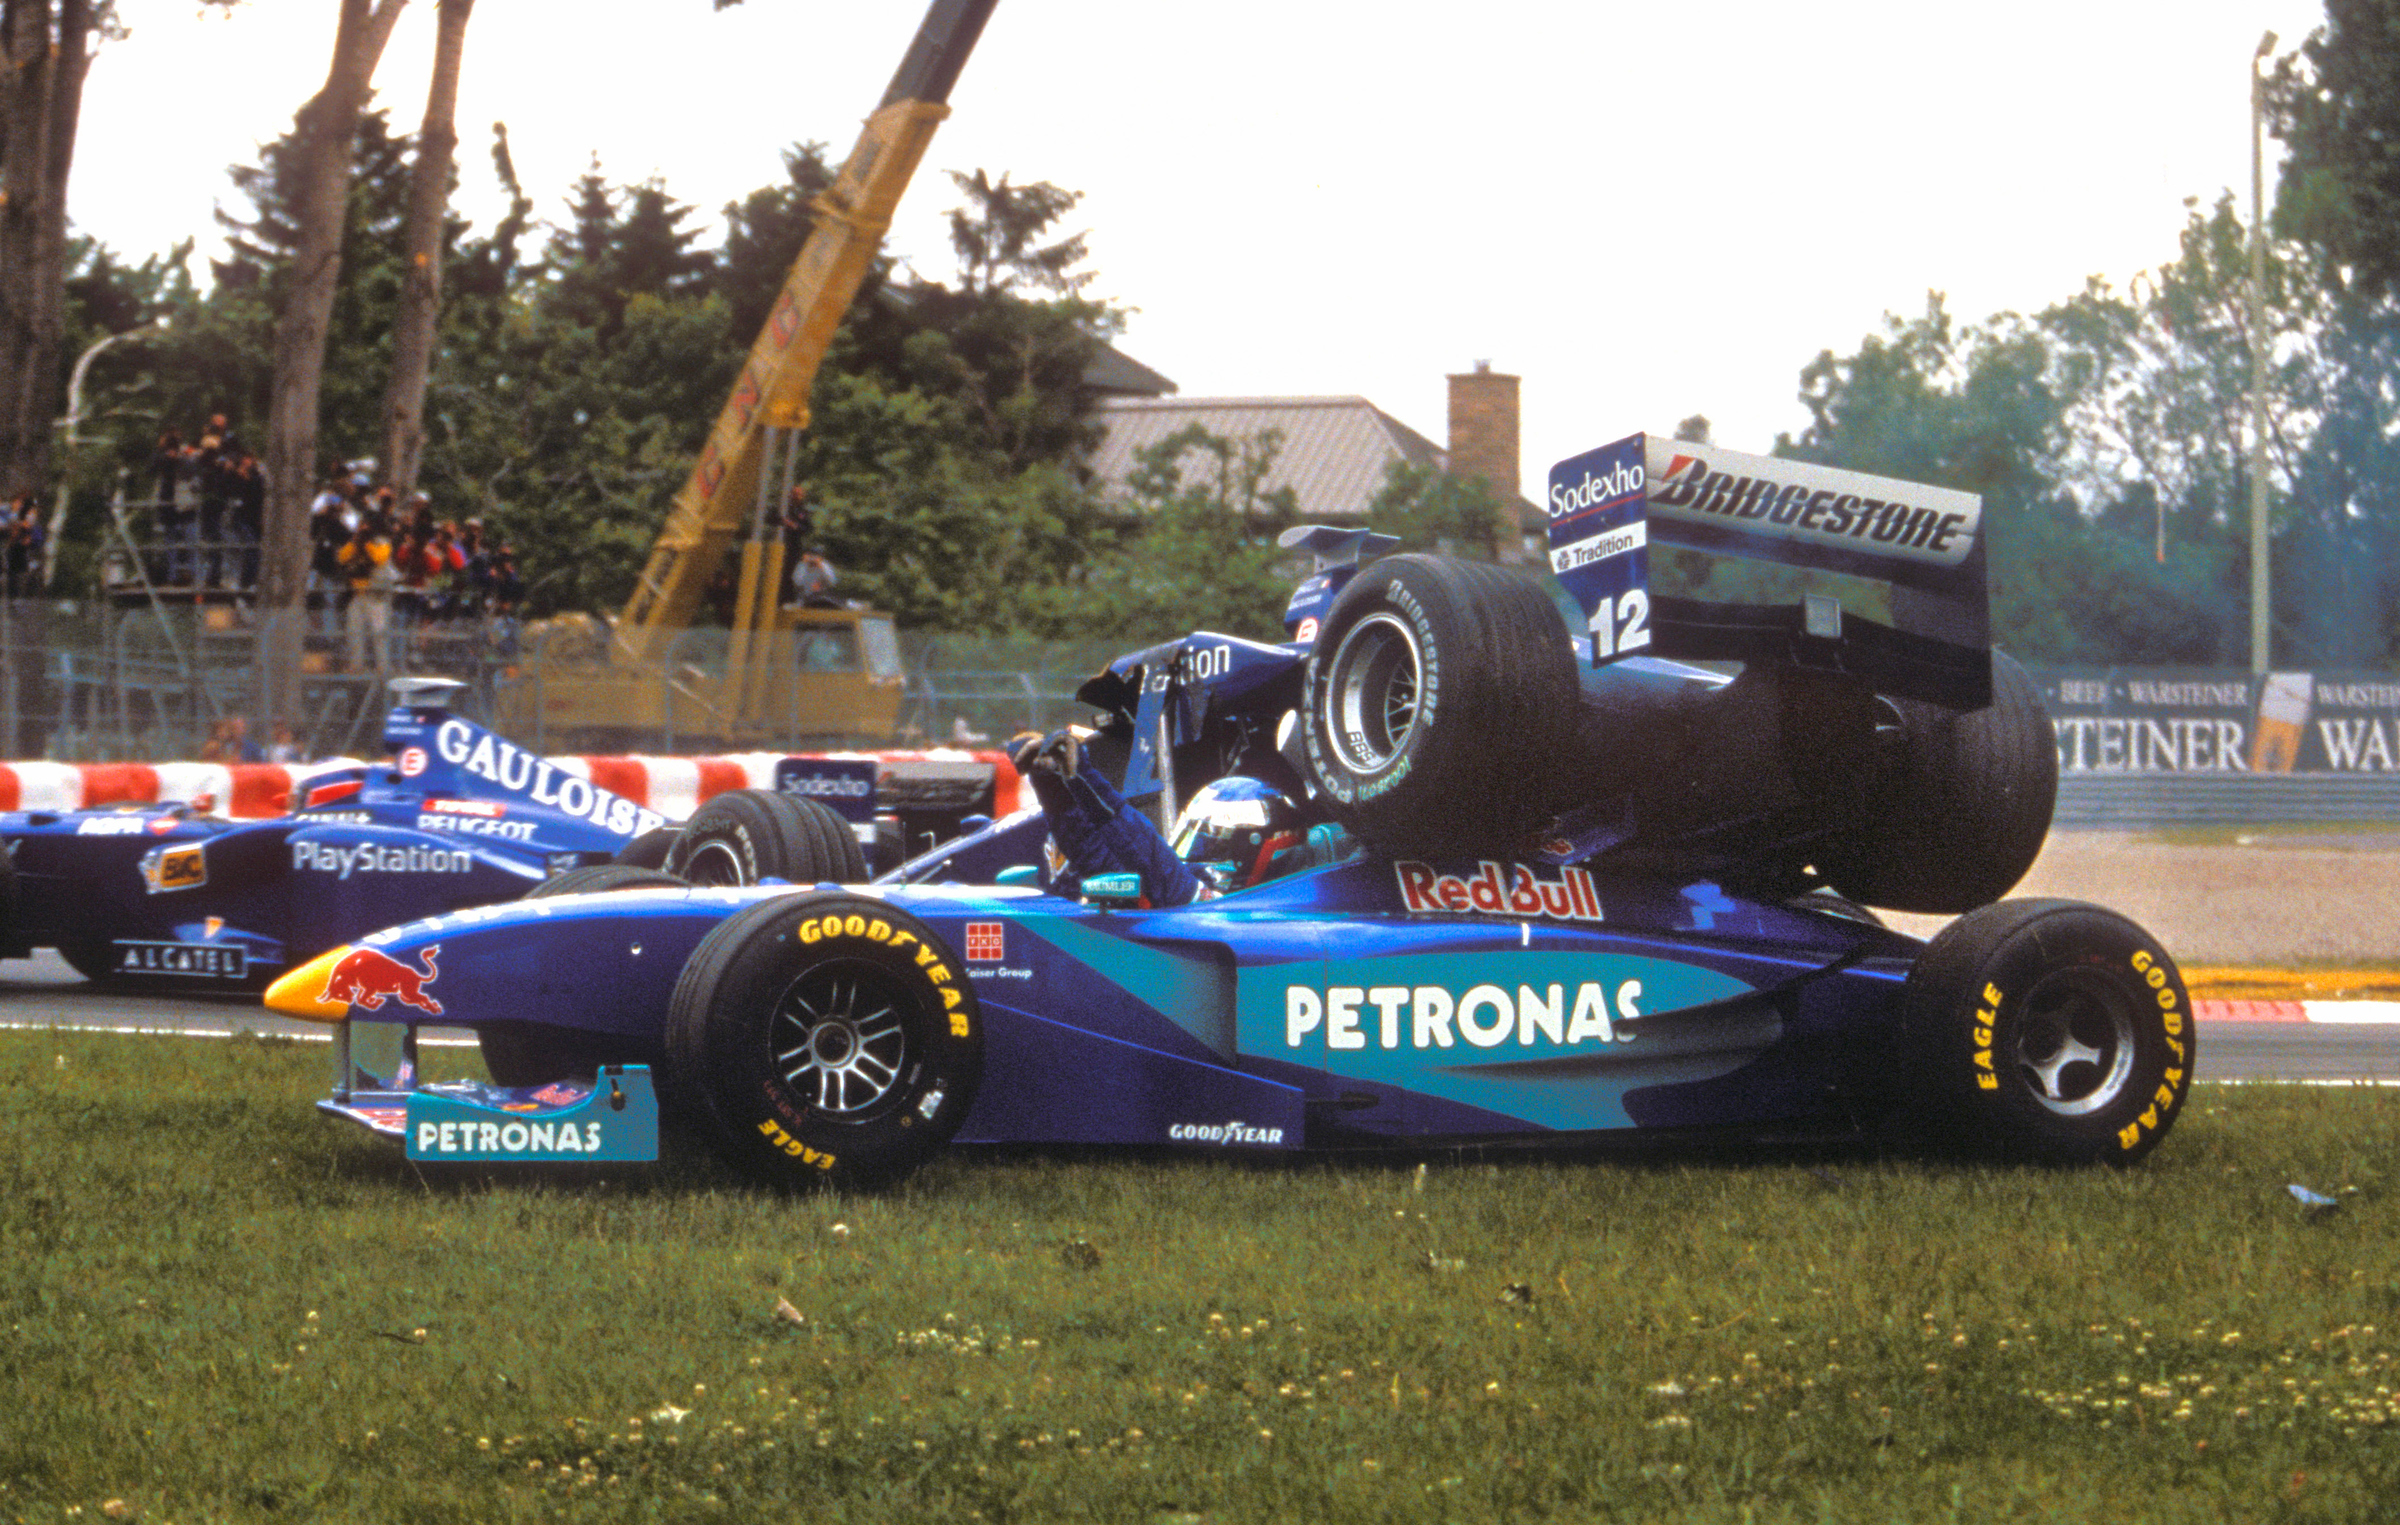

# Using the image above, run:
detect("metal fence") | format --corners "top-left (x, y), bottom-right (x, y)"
top-left (0, 599), bottom-right (1143, 763)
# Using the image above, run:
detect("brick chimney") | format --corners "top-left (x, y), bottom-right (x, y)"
top-left (1446, 360), bottom-right (1522, 561)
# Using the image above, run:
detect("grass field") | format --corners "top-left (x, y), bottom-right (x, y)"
top-left (3, 1030), bottom-right (2397, 1524)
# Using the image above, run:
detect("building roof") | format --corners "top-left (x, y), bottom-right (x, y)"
top-left (1084, 395), bottom-right (1446, 521)
top-left (1080, 344), bottom-right (1179, 398)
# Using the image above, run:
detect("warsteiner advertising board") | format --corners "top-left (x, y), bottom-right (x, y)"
top-left (2029, 667), bottom-right (2400, 774)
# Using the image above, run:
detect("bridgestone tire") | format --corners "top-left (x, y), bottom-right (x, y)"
top-left (1897, 898), bottom-right (2194, 1165)
top-left (1823, 650), bottom-right (2056, 914)
top-left (613, 826), bottom-right (681, 870)
top-left (667, 789), bottom-right (867, 887)
top-left (664, 893), bottom-right (983, 1189)
top-left (1302, 555), bottom-right (1578, 858)
top-left (523, 864), bottom-right (688, 899)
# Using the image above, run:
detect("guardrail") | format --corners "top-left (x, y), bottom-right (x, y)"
top-left (2054, 774), bottom-right (2400, 829)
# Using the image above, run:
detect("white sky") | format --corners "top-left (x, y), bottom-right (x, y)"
top-left (75, 0), bottom-right (2329, 489)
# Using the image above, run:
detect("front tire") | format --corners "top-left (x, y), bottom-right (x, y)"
top-left (1301, 555), bottom-right (1578, 858)
top-left (664, 894), bottom-right (983, 1188)
top-left (1896, 898), bottom-right (2194, 1165)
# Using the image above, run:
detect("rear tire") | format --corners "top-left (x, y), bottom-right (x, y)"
top-left (1301, 555), bottom-right (1578, 858)
top-left (664, 893), bottom-right (982, 1189)
top-left (523, 864), bottom-right (687, 899)
top-left (1823, 650), bottom-right (2055, 914)
top-left (666, 789), bottom-right (866, 886)
top-left (1896, 898), bottom-right (2193, 1165)
top-left (612, 826), bottom-right (680, 870)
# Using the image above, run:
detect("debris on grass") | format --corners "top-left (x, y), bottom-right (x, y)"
top-left (1060, 1239), bottom-right (1102, 1271)
top-left (2289, 1184), bottom-right (2341, 1217)
top-left (773, 1296), bottom-right (806, 1327)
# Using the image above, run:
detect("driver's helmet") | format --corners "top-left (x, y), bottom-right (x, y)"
top-left (1169, 777), bottom-right (1303, 893)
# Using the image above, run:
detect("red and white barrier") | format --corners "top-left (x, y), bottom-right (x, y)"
top-left (0, 749), bottom-right (1016, 822)
top-left (2195, 1000), bottom-right (2400, 1024)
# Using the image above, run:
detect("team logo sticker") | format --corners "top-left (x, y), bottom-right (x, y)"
top-left (397, 746), bottom-right (429, 778)
top-left (139, 844), bottom-right (208, 893)
top-left (964, 921), bottom-right (1005, 962)
top-left (319, 944), bottom-right (444, 1014)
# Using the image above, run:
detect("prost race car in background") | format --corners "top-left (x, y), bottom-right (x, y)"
top-left (0, 679), bottom-right (889, 995)
top-left (269, 435), bottom-right (2196, 1185)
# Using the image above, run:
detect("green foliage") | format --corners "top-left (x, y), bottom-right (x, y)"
top-left (7, 1031), bottom-right (2400, 1523)
top-left (1365, 457), bottom-right (1503, 559)
top-left (56, 115), bottom-right (1138, 630)
top-left (2272, 1), bottom-right (2400, 300)
top-left (1070, 423), bottom-right (1302, 641)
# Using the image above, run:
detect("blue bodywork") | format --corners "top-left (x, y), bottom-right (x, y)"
top-left (0, 695), bottom-right (667, 984)
top-left (306, 849), bottom-right (1920, 1155)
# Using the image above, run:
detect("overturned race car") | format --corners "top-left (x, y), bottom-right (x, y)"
top-left (269, 436), bottom-right (2196, 1183)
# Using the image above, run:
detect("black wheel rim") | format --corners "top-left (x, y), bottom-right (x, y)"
top-left (682, 839), bottom-right (747, 886)
top-left (768, 959), bottom-right (912, 1117)
top-left (2010, 967), bottom-right (2140, 1118)
top-left (1323, 612), bottom-right (1421, 772)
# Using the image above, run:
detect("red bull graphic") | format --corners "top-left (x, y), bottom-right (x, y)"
top-left (320, 944), bottom-right (444, 1014)
top-left (1394, 861), bottom-right (1603, 924)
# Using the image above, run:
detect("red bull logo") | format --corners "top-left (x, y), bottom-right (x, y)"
top-left (320, 944), bottom-right (444, 1014)
top-left (1394, 861), bottom-right (1604, 924)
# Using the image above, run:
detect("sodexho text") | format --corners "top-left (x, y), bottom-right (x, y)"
top-left (1285, 981), bottom-right (1641, 1050)
top-left (293, 841), bottom-right (472, 879)
top-left (1548, 459), bottom-right (1644, 517)
top-left (433, 720), bottom-right (667, 838)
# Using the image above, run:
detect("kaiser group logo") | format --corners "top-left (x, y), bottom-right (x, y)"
top-left (964, 921), bottom-right (1005, 962)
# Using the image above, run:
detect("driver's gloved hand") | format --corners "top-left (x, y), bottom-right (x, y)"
top-left (1006, 727), bottom-right (1082, 780)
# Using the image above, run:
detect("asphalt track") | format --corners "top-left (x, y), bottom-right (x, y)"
top-left (4, 950), bottom-right (2395, 1085)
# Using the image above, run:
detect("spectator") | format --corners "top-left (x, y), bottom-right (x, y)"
top-left (778, 483), bottom-right (814, 567)
top-left (229, 450), bottom-right (266, 589)
top-left (788, 544), bottom-right (840, 608)
top-left (0, 493), bottom-right (36, 599)
top-left (201, 715), bottom-right (264, 764)
top-left (194, 429), bottom-right (233, 588)
top-left (309, 476), bottom-right (350, 635)
top-left (266, 719), bottom-right (302, 764)
top-left (339, 514), bottom-right (398, 673)
top-left (151, 427), bottom-right (189, 584)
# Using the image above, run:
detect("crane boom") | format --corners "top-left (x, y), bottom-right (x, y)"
top-left (613, 0), bottom-right (999, 663)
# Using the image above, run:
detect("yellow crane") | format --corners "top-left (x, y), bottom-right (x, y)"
top-left (498, 0), bottom-right (999, 752)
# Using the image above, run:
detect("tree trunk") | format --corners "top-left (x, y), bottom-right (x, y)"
top-left (0, 0), bottom-right (57, 501)
top-left (258, 0), bottom-right (406, 728)
top-left (21, 0), bottom-right (92, 510)
top-left (383, 0), bottom-right (471, 499)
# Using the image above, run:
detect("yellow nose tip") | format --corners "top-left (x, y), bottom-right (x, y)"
top-left (265, 945), bottom-right (354, 1021)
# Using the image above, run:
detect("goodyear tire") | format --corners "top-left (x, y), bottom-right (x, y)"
top-left (523, 864), bottom-right (687, 899)
top-left (1823, 651), bottom-right (2056, 914)
top-left (667, 789), bottom-right (867, 887)
top-left (665, 894), bottom-right (982, 1188)
top-left (612, 826), bottom-right (681, 870)
top-left (1302, 554), bottom-right (1578, 858)
top-left (1897, 898), bottom-right (2194, 1165)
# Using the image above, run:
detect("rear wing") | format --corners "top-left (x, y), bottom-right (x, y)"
top-left (1545, 433), bottom-right (1991, 708)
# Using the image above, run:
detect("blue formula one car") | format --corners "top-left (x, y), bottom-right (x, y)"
top-left (265, 437), bottom-right (2197, 1183)
top-left (0, 679), bottom-right (877, 994)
